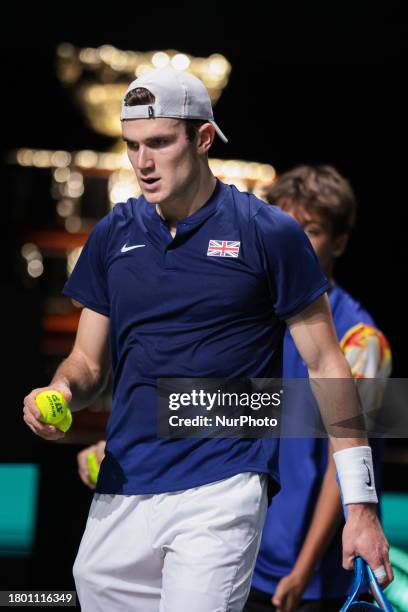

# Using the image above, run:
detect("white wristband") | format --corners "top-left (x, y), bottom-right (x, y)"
top-left (333, 445), bottom-right (378, 505)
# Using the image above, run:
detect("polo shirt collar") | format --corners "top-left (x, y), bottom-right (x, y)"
top-left (142, 178), bottom-right (228, 232)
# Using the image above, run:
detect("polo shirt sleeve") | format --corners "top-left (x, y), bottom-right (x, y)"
top-left (62, 214), bottom-right (111, 316)
top-left (255, 205), bottom-right (330, 320)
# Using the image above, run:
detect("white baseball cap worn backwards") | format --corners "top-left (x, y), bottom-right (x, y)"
top-left (120, 67), bottom-right (228, 143)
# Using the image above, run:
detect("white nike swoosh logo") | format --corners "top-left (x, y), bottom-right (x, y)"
top-left (121, 244), bottom-right (146, 253)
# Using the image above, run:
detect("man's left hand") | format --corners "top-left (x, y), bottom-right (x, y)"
top-left (343, 504), bottom-right (393, 587)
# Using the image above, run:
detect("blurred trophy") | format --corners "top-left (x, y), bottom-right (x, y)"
top-left (56, 43), bottom-right (231, 141)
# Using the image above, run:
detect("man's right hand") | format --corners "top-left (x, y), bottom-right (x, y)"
top-left (77, 440), bottom-right (106, 489)
top-left (23, 381), bottom-right (72, 441)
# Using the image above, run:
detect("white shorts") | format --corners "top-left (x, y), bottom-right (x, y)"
top-left (73, 472), bottom-right (268, 612)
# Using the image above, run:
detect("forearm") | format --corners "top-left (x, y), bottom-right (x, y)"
top-left (287, 297), bottom-right (369, 452)
top-left (51, 349), bottom-right (108, 411)
top-left (307, 346), bottom-right (369, 452)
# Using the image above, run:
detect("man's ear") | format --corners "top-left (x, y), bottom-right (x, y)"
top-left (196, 122), bottom-right (215, 154)
top-left (333, 233), bottom-right (350, 258)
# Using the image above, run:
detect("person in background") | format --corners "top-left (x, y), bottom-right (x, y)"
top-left (245, 164), bottom-right (392, 612)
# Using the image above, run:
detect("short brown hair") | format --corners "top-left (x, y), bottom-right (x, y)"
top-left (265, 165), bottom-right (357, 237)
top-left (123, 87), bottom-right (206, 142)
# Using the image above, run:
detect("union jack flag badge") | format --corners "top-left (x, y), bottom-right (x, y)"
top-left (207, 240), bottom-right (240, 258)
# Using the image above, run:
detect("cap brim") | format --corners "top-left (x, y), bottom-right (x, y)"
top-left (210, 121), bottom-right (228, 143)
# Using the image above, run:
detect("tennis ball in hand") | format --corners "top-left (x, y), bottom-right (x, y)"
top-left (35, 390), bottom-right (73, 432)
top-left (87, 452), bottom-right (100, 484)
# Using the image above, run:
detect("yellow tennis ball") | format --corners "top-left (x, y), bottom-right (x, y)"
top-left (35, 390), bottom-right (72, 432)
top-left (87, 452), bottom-right (100, 484)
top-left (56, 409), bottom-right (73, 433)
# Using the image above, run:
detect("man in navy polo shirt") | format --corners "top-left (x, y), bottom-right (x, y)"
top-left (23, 69), bottom-right (392, 612)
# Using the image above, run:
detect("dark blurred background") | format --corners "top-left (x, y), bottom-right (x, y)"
top-left (1, 1), bottom-right (407, 606)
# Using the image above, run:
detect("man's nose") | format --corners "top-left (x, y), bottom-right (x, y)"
top-left (136, 146), bottom-right (154, 170)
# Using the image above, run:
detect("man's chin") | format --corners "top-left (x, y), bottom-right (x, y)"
top-left (141, 186), bottom-right (164, 203)
top-left (143, 192), bottom-right (158, 204)
top-left (143, 190), bottom-right (171, 207)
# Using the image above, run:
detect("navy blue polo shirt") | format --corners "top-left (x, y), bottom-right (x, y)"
top-left (63, 180), bottom-right (329, 495)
